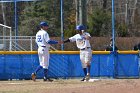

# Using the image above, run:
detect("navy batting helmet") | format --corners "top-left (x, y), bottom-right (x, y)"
top-left (40, 21), bottom-right (48, 27)
top-left (76, 25), bottom-right (85, 31)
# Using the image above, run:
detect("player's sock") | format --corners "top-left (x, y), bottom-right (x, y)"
top-left (35, 65), bottom-right (43, 74)
top-left (43, 69), bottom-right (53, 82)
top-left (83, 68), bottom-right (87, 76)
top-left (85, 65), bottom-right (91, 81)
top-left (43, 69), bottom-right (48, 79)
top-left (80, 68), bottom-right (87, 81)
top-left (87, 65), bottom-right (91, 75)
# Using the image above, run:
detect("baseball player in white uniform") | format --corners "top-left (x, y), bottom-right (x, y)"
top-left (31, 21), bottom-right (59, 81)
top-left (63, 25), bottom-right (92, 81)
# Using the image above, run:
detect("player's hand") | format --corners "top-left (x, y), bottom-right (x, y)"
top-left (84, 35), bottom-right (91, 40)
top-left (58, 41), bottom-right (64, 44)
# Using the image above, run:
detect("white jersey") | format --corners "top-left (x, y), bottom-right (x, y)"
top-left (36, 29), bottom-right (50, 69)
top-left (69, 32), bottom-right (91, 49)
top-left (35, 29), bottom-right (50, 48)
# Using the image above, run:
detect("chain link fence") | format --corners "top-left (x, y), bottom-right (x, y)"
top-left (0, 36), bottom-right (35, 51)
top-left (0, 36), bottom-right (61, 51)
top-left (0, 35), bottom-right (139, 51)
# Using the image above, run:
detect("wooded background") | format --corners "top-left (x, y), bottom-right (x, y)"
top-left (0, 0), bottom-right (139, 50)
top-left (0, 0), bottom-right (140, 36)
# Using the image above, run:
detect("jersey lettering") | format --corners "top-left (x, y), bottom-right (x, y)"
top-left (37, 35), bottom-right (42, 42)
top-left (77, 38), bottom-right (85, 47)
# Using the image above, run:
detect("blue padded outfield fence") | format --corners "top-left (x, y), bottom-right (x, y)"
top-left (0, 51), bottom-right (139, 80)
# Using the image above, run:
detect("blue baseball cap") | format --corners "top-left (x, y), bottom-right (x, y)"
top-left (76, 25), bottom-right (85, 31)
top-left (40, 21), bottom-right (49, 26)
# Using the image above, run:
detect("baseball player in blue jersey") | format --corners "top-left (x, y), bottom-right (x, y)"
top-left (63, 25), bottom-right (92, 81)
top-left (31, 21), bottom-right (59, 82)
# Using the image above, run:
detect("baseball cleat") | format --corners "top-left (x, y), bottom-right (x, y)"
top-left (85, 74), bottom-right (90, 81)
top-left (43, 78), bottom-right (53, 82)
top-left (31, 73), bottom-right (36, 81)
top-left (81, 77), bottom-right (86, 81)
top-left (43, 77), bottom-right (53, 82)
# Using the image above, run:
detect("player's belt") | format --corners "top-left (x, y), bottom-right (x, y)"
top-left (80, 47), bottom-right (91, 50)
top-left (41, 46), bottom-right (46, 47)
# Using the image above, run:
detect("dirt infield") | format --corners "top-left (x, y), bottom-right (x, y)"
top-left (0, 78), bottom-right (140, 93)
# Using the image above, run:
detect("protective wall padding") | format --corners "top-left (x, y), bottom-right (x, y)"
top-left (0, 54), bottom-right (41, 80)
top-left (0, 53), bottom-right (139, 80)
top-left (90, 54), bottom-right (114, 77)
top-left (115, 54), bottom-right (139, 78)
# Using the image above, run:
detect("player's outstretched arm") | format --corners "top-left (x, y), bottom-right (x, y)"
top-left (47, 40), bottom-right (58, 44)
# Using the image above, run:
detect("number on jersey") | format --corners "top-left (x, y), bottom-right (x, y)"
top-left (37, 35), bottom-right (42, 42)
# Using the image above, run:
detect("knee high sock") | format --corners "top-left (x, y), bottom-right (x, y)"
top-left (83, 68), bottom-right (87, 76)
top-left (87, 65), bottom-right (91, 74)
top-left (35, 65), bottom-right (43, 74)
top-left (43, 69), bottom-right (48, 79)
